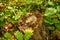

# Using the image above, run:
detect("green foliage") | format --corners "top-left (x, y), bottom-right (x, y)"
top-left (0, 0), bottom-right (60, 39)
top-left (47, 26), bottom-right (55, 31)
top-left (12, 10), bottom-right (25, 20)
top-left (0, 22), bottom-right (5, 27)
top-left (45, 7), bottom-right (55, 16)
top-left (51, 30), bottom-right (56, 36)
top-left (51, 18), bottom-right (59, 23)
top-left (0, 37), bottom-right (6, 40)
top-left (43, 0), bottom-right (60, 36)
top-left (24, 30), bottom-right (33, 40)
top-left (25, 0), bottom-right (43, 5)
top-left (57, 6), bottom-right (60, 12)
top-left (55, 23), bottom-right (60, 30)
top-left (14, 31), bottom-right (23, 40)
top-left (4, 32), bottom-right (11, 40)
top-left (48, 1), bottom-right (54, 6)
top-left (14, 31), bottom-right (33, 40)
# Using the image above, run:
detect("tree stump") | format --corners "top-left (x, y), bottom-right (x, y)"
top-left (18, 11), bottom-right (49, 40)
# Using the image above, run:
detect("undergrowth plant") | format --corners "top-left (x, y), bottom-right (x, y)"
top-left (0, 30), bottom-right (33, 40)
top-left (0, 0), bottom-right (60, 40)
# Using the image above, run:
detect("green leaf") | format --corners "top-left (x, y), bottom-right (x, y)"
top-left (51, 18), bottom-right (59, 23)
top-left (4, 32), bottom-right (11, 40)
top-left (6, 18), bottom-right (17, 23)
top-left (0, 17), bottom-right (4, 22)
top-left (25, 0), bottom-right (43, 5)
top-left (48, 1), bottom-right (54, 6)
top-left (48, 26), bottom-right (55, 30)
top-left (51, 31), bottom-right (56, 36)
top-left (57, 6), bottom-right (60, 12)
top-left (24, 31), bottom-right (33, 40)
top-left (12, 10), bottom-right (25, 20)
top-left (0, 37), bottom-right (6, 40)
top-left (45, 8), bottom-right (55, 16)
top-left (0, 12), bottom-right (4, 16)
top-left (44, 19), bottom-right (50, 24)
top-left (8, 6), bottom-right (13, 10)
top-left (14, 31), bottom-right (23, 40)
top-left (7, 6), bottom-right (17, 12)
top-left (55, 23), bottom-right (60, 30)
top-left (44, 17), bottom-right (53, 24)
top-left (57, 0), bottom-right (60, 2)
top-left (4, 0), bottom-right (10, 3)
top-left (4, 10), bottom-right (11, 17)
top-left (0, 22), bottom-right (5, 27)
top-left (56, 13), bottom-right (60, 19)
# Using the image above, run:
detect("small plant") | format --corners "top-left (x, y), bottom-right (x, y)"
top-left (24, 28), bottom-right (33, 40)
top-left (14, 31), bottom-right (23, 40)
top-left (4, 32), bottom-right (12, 40)
top-left (14, 29), bottom-right (33, 40)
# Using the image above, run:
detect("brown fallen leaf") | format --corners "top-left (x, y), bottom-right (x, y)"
top-left (50, 15), bottom-right (57, 18)
top-left (11, 35), bottom-right (17, 40)
top-left (0, 3), bottom-right (6, 11)
top-left (56, 29), bottom-right (60, 37)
